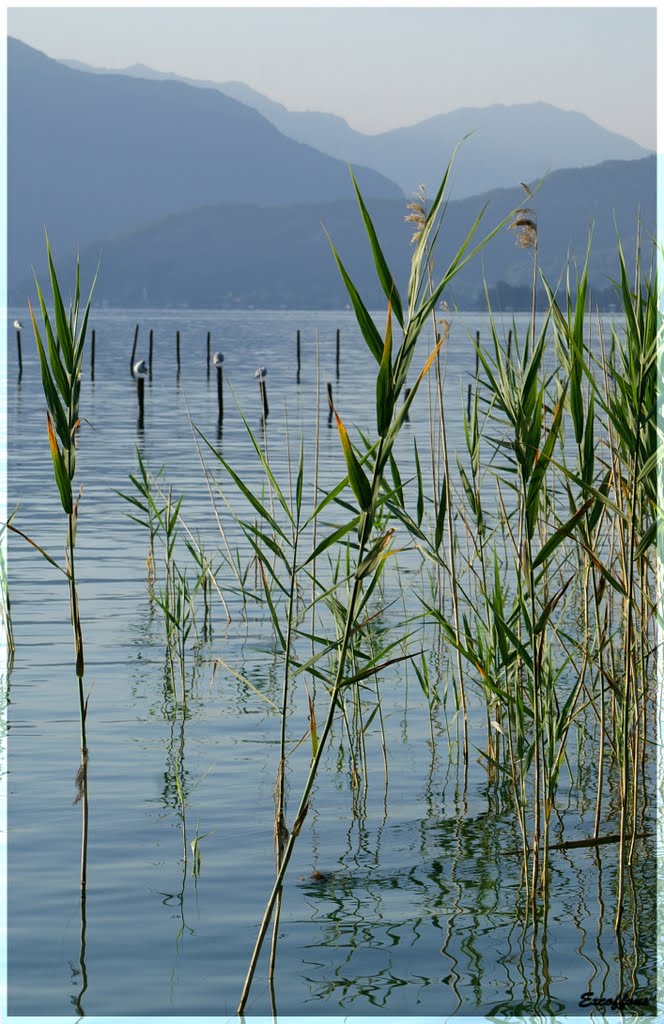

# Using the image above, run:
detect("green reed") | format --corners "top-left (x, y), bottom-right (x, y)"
top-left (211, 160), bottom-right (515, 1011)
top-left (595, 243), bottom-right (659, 925)
top-left (543, 239), bottom-right (660, 921)
top-left (381, 210), bottom-right (659, 924)
top-left (119, 453), bottom-right (223, 700)
top-left (29, 241), bottom-right (96, 890)
top-left (11, 158), bottom-right (657, 1015)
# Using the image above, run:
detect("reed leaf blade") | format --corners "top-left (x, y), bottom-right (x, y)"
top-left (350, 168), bottom-right (404, 327)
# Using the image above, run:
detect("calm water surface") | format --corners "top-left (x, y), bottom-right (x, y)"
top-left (4, 308), bottom-right (656, 1017)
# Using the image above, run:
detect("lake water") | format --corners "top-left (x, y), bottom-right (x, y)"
top-left (3, 308), bottom-right (657, 1019)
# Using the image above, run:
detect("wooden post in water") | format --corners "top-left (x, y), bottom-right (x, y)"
top-left (137, 376), bottom-right (145, 429)
top-left (213, 352), bottom-right (224, 421)
top-left (336, 329), bottom-right (340, 379)
top-left (13, 321), bottom-right (23, 378)
top-left (207, 331), bottom-right (211, 379)
top-left (296, 330), bottom-right (301, 380)
top-left (403, 386), bottom-right (411, 422)
top-left (467, 383), bottom-right (472, 420)
top-left (507, 328), bottom-right (512, 362)
top-left (255, 367), bottom-right (268, 420)
top-left (130, 324), bottom-right (139, 377)
top-left (133, 360), bottom-right (147, 429)
top-left (176, 331), bottom-right (181, 377)
top-left (327, 381), bottom-right (334, 425)
top-left (148, 329), bottom-right (154, 380)
top-left (90, 329), bottom-right (96, 382)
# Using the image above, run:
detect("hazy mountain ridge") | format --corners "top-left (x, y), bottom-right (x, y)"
top-left (9, 39), bottom-right (654, 312)
top-left (10, 156), bottom-right (655, 311)
top-left (60, 54), bottom-right (652, 198)
top-left (8, 38), bottom-right (401, 290)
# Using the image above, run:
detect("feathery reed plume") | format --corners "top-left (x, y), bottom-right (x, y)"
top-left (509, 213), bottom-right (538, 251)
top-left (405, 184), bottom-right (428, 244)
top-left (510, 183), bottom-right (538, 355)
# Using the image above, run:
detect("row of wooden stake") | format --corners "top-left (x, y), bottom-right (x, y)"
top-left (13, 320), bottom-right (501, 429)
top-left (12, 323), bottom-right (344, 383)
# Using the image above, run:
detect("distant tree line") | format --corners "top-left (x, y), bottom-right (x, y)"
top-left (475, 280), bottom-right (624, 312)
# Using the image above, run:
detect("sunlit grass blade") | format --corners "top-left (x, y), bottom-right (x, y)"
top-left (335, 413), bottom-right (373, 512)
top-left (299, 517), bottom-right (360, 570)
top-left (531, 497), bottom-right (594, 570)
top-left (44, 239), bottom-right (75, 370)
top-left (46, 412), bottom-right (73, 513)
top-left (257, 559), bottom-right (286, 649)
top-left (376, 304), bottom-right (394, 436)
top-left (29, 301), bottom-right (70, 445)
top-left (324, 228), bottom-right (383, 363)
top-left (350, 168), bottom-right (404, 328)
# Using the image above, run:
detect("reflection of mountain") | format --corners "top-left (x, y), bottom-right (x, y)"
top-left (7, 38), bottom-right (401, 291)
top-left (61, 55), bottom-right (653, 199)
top-left (11, 156), bottom-right (654, 311)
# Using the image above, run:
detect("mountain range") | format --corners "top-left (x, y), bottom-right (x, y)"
top-left (8, 37), bottom-right (656, 310)
top-left (11, 155), bottom-right (656, 312)
top-left (61, 54), bottom-right (651, 200)
top-left (8, 38), bottom-right (399, 292)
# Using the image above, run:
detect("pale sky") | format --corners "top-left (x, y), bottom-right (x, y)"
top-left (5, 3), bottom-right (659, 150)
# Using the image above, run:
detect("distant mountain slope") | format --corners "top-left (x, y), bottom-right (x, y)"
top-left (60, 56), bottom-right (652, 198)
top-left (64, 59), bottom-right (365, 164)
top-left (8, 38), bottom-right (401, 290)
top-left (11, 156), bottom-right (654, 311)
top-left (344, 102), bottom-right (652, 200)
top-left (213, 90), bottom-right (653, 201)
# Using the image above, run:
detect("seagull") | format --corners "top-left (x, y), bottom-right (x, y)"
top-left (254, 366), bottom-right (267, 380)
top-left (132, 359), bottom-right (148, 377)
top-left (213, 352), bottom-right (224, 367)
top-left (13, 320), bottom-right (23, 330)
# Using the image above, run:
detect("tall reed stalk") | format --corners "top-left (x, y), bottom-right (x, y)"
top-left (601, 243), bottom-right (659, 926)
top-left (396, 216), bottom-right (660, 929)
top-left (268, 443), bottom-right (304, 980)
top-left (406, 188), bottom-right (469, 765)
top-left (29, 242), bottom-right (96, 890)
top-left (234, 160), bottom-right (511, 1011)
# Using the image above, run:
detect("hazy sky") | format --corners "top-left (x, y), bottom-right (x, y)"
top-left (5, 4), bottom-right (658, 150)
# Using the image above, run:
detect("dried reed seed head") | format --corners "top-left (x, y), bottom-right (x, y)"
top-left (405, 204), bottom-right (426, 220)
top-left (405, 184), bottom-right (428, 243)
top-left (437, 319), bottom-right (451, 345)
top-left (510, 207), bottom-right (538, 250)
